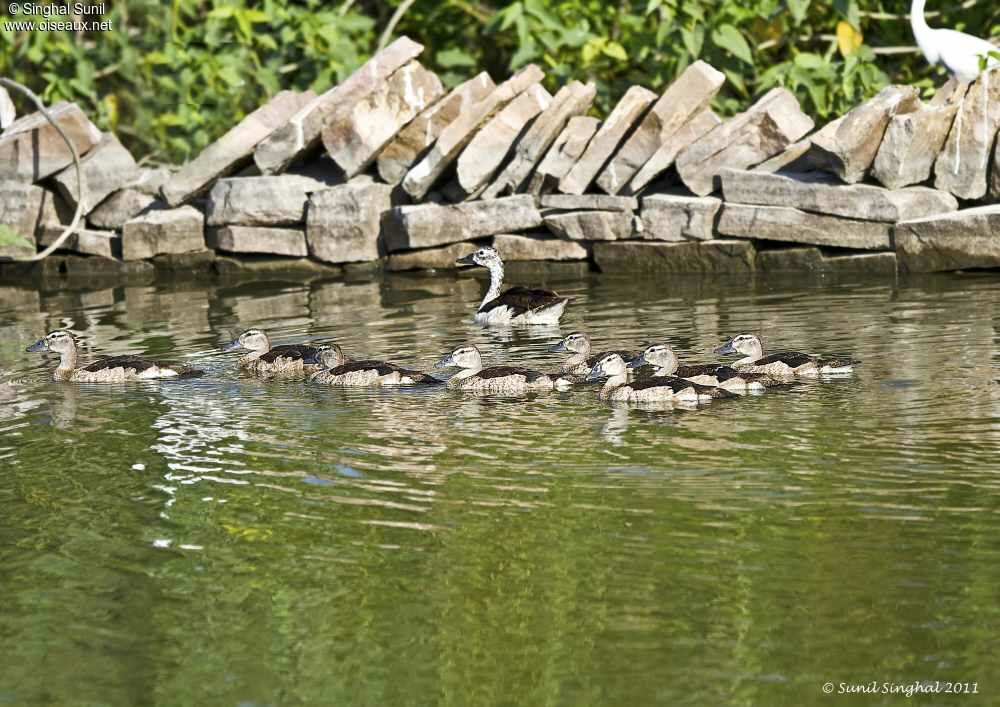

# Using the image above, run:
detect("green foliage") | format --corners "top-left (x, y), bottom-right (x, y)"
top-left (1, 0), bottom-right (997, 163)
top-left (0, 224), bottom-right (33, 250)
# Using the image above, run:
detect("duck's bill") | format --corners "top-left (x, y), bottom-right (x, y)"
top-left (433, 355), bottom-right (455, 369)
top-left (221, 339), bottom-right (243, 352)
top-left (549, 340), bottom-right (568, 353)
top-left (626, 354), bottom-right (648, 369)
top-left (25, 338), bottom-right (47, 353)
top-left (585, 367), bottom-right (605, 383)
top-left (714, 341), bottom-right (736, 355)
top-left (454, 253), bottom-right (476, 267)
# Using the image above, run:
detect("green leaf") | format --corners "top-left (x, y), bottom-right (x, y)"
top-left (436, 48), bottom-right (476, 68)
top-left (602, 41), bottom-right (628, 62)
top-left (712, 24), bottom-right (753, 65)
top-left (787, 0), bottom-right (810, 25)
top-left (0, 224), bottom-right (33, 250)
top-left (681, 26), bottom-right (703, 57)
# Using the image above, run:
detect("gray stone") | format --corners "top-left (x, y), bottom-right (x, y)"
top-left (543, 210), bottom-right (633, 241)
top-left (384, 194), bottom-right (542, 252)
top-left (37, 225), bottom-right (118, 258)
top-left (894, 205), bottom-right (1000, 272)
top-left (0, 181), bottom-right (43, 258)
top-left (719, 169), bottom-right (958, 222)
top-left (821, 251), bottom-right (898, 274)
top-left (121, 205), bottom-right (206, 261)
top-left (640, 193), bottom-right (721, 241)
top-left (206, 175), bottom-right (330, 226)
top-left (209, 225), bottom-right (308, 257)
top-left (322, 61), bottom-right (443, 178)
top-left (481, 81), bottom-right (596, 198)
top-left (254, 37), bottom-right (423, 174)
top-left (811, 85), bottom-right (921, 183)
top-left (718, 203), bottom-right (891, 250)
top-left (376, 73), bottom-right (495, 184)
top-left (872, 91), bottom-right (960, 189)
top-left (755, 246), bottom-right (824, 271)
top-left (539, 194), bottom-right (637, 212)
top-left (453, 83), bottom-right (552, 199)
top-left (214, 255), bottom-right (341, 279)
top-left (753, 136), bottom-right (817, 174)
top-left (51, 133), bottom-right (139, 213)
top-left (163, 90), bottom-right (315, 206)
top-left (386, 241), bottom-right (481, 271)
top-left (593, 239), bottom-right (755, 274)
top-left (0, 101), bottom-right (102, 182)
top-left (88, 189), bottom-right (159, 230)
top-left (934, 71), bottom-right (1000, 200)
top-left (402, 64), bottom-right (545, 199)
top-left (306, 182), bottom-right (393, 263)
top-left (625, 110), bottom-right (721, 194)
top-left (596, 61), bottom-right (725, 195)
top-left (38, 189), bottom-right (74, 230)
top-left (493, 233), bottom-right (589, 261)
top-left (528, 116), bottom-right (600, 195)
top-left (128, 166), bottom-right (174, 195)
top-left (677, 88), bottom-right (814, 196)
top-left (559, 86), bottom-right (658, 195)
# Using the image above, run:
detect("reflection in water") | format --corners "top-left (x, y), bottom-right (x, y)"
top-left (2, 269), bottom-right (1000, 705)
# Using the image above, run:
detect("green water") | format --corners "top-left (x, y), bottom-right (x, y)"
top-left (2, 267), bottom-right (999, 706)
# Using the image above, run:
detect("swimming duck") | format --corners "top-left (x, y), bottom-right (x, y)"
top-left (26, 330), bottom-right (203, 382)
top-left (221, 328), bottom-right (337, 377)
top-left (714, 334), bottom-right (856, 376)
top-left (456, 247), bottom-right (569, 326)
top-left (550, 332), bottom-right (640, 376)
top-left (435, 345), bottom-right (567, 392)
top-left (628, 343), bottom-right (788, 393)
top-left (310, 343), bottom-right (440, 387)
top-left (586, 353), bottom-right (736, 403)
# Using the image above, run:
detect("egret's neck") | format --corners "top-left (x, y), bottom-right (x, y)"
top-left (910, 0), bottom-right (940, 65)
top-left (481, 261), bottom-right (504, 308)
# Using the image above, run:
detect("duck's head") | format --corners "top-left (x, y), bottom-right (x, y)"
top-left (550, 331), bottom-right (591, 354)
top-left (26, 330), bottom-right (77, 355)
top-left (456, 246), bottom-right (503, 269)
top-left (435, 345), bottom-right (483, 370)
top-left (586, 353), bottom-right (627, 382)
top-left (629, 343), bottom-right (678, 373)
top-left (309, 343), bottom-right (346, 369)
top-left (222, 328), bottom-right (270, 354)
top-left (715, 333), bottom-right (762, 358)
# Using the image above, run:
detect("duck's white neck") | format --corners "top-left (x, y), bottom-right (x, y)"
top-left (56, 347), bottom-right (78, 377)
top-left (452, 365), bottom-right (482, 382)
top-left (602, 371), bottom-right (628, 394)
top-left (652, 365), bottom-right (675, 376)
top-left (481, 260), bottom-right (505, 309)
top-left (911, 0), bottom-right (940, 65)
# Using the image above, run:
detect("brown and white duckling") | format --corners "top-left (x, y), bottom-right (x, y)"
top-left (221, 328), bottom-right (336, 377)
top-left (550, 332), bottom-right (640, 376)
top-left (586, 353), bottom-right (737, 404)
top-left (26, 330), bottom-right (203, 383)
top-left (456, 247), bottom-right (569, 326)
top-left (310, 344), bottom-right (440, 387)
top-left (435, 345), bottom-right (568, 393)
top-left (628, 343), bottom-right (788, 393)
top-left (714, 334), bottom-right (856, 377)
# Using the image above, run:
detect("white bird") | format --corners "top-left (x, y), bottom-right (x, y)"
top-left (911, 0), bottom-right (999, 82)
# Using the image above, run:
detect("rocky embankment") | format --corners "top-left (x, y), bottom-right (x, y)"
top-left (2, 36), bottom-right (999, 281)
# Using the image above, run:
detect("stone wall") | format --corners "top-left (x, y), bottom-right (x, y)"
top-left (3, 37), bottom-right (1000, 276)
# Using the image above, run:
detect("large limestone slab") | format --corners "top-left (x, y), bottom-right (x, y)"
top-left (677, 89), bottom-right (814, 196)
top-left (321, 61), bottom-right (443, 178)
top-left (625, 110), bottom-right (721, 194)
top-left (384, 195), bottom-right (542, 252)
top-left (37, 225), bottom-right (118, 258)
top-left (162, 90), bottom-right (314, 206)
top-left (209, 225), bottom-right (308, 257)
top-left (0, 102), bottom-right (102, 182)
top-left (718, 203), bottom-right (891, 250)
top-left (539, 194), bottom-right (637, 212)
top-left (402, 64), bottom-right (544, 199)
top-left (88, 189), bottom-right (160, 230)
top-left (481, 81), bottom-right (596, 198)
top-left (306, 182), bottom-right (393, 263)
top-left (206, 175), bottom-right (331, 226)
top-left (934, 69), bottom-right (1000, 200)
top-left (453, 83), bottom-right (552, 199)
top-left (596, 62), bottom-right (725, 195)
top-left (528, 116), bottom-right (600, 195)
top-left (593, 240), bottom-right (755, 274)
top-left (121, 205), bottom-right (206, 261)
top-left (543, 210), bottom-right (633, 241)
top-left (0, 181), bottom-right (44, 258)
top-left (493, 233), bottom-right (589, 261)
top-left (895, 205), bottom-right (1000, 272)
top-left (386, 241), bottom-right (481, 271)
top-left (719, 169), bottom-right (958, 222)
top-left (254, 37), bottom-right (423, 174)
top-left (559, 86), bottom-right (657, 195)
top-left (755, 246), bottom-right (898, 274)
top-left (640, 194), bottom-right (721, 241)
top-left (376, 73), bottom-right (495, 184)
top-left (811, 85), bottom-right (920, 183)
top-left (51, 133), bottom-right (139, 213)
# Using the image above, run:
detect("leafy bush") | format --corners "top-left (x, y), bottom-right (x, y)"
top-left (1, 0), bottom-right (997, 164)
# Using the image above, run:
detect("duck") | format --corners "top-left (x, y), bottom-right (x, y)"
top-left (550, 332), bottom-right (640, 376)
top-left (586, 353), bottom-right (737, 404)
top-left (26, 330), bottom-right (203, 382)
top-left (310, 343), bottom-right (440, 387)
top-left (627, 343), bottom-right (789, 393)
top-left (434, 345), bottom-right (569, 392)
top-left (221, 328), bottom-right (338, 377)
top-left (714, 334), bottom-right (856, 377)
top-left (455, 246), bottom-right (569, 326)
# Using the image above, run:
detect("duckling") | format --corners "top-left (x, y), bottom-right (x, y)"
top-left (628, 343), bottom-right (788, 393)
top-left (586, 353), bottom-right (737, 404)
top-left (456, 246), bottom-right (569, 326)
top-left (310, 344), bottom-right (440, 387)
top-left (434, 345), bottom-right (567, 393)
top-left (714, 334), bottom-right (856, 377)
top-left (221, 328), bottom-right (335, 377)
top-left (550, 332), bottom-right (640, 376)
top-left (26, 330), bottom-right (203, 383)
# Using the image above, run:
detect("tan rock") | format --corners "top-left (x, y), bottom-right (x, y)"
top-left (895, 205), bottom-right (1000, 272)
top-left (625, 110), bottom-right (721, 194)
top-left (0, 102), bottom-right (102, 182)
top-left (493, 233), bottom-right (589, 261)
top-left (718, 203), bottom-right (891, 250)
top-left (51, 133), bottom-right (139, 213)
top-left (528, 116), bottom-right (600, 195)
